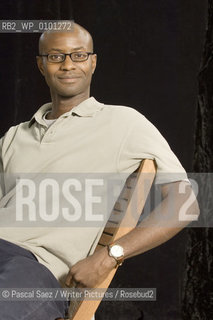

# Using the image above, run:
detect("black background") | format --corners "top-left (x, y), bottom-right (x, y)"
top-left (0, 1), bottom-right (208, 319)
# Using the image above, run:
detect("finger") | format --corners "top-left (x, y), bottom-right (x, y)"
top-left (70, 278), bottom-right (78, 288)
top-left (76, 281), bottom-right (84, 289)
top-left (65, 273), bottom-right (72, 287)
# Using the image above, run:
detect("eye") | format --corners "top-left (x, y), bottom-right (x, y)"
top-left (48, 54), bottom-right (64, 62)
top-left (72, 52), bottom-right (88, 61)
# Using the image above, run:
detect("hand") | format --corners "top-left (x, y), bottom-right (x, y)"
top-left (65, 246), bottom-right (117, 288)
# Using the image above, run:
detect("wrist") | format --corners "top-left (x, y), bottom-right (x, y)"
top-left (104, 246), bottom-right (117, 268)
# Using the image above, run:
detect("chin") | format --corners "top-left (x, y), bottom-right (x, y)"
top-left (57, 90), bottom-right (78, 98)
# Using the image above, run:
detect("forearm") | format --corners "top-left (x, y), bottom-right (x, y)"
top-left (66, 181), bottom-right (199, 287)
top-left (112, 181), bottom-right (199, 260)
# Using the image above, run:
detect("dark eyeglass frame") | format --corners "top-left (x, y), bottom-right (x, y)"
top-left (38, 52), bottom-right (94, 63)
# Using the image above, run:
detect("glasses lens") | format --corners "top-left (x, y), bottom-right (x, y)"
top-left (71, 52), bottom-right (89, 62)
top-left (48, 54), bottom-right (64, 63)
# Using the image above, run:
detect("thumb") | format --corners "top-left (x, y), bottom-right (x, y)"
top-left (65, 271), bottom-right (72, 287)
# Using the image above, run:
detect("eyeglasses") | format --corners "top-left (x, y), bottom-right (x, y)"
top-left (39, 52), bottom-right (94, 63)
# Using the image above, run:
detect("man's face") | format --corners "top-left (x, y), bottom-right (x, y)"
top-left (37, 31), bottom-right (97, 99)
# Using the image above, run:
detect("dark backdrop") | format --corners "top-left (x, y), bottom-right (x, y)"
top-left (0, 1), bottom-right (208, 319)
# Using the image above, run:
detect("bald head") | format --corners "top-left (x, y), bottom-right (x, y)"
top-left (38, 22), bottom-right (94, 54)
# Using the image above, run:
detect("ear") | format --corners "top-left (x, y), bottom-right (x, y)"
top-left (91, 54), bottom-right (97, 74)
top-left (36, 56), bottom-right (45, 76)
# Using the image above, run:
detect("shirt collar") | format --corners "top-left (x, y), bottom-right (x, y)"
top-left (28, 97), bottom-right (104, 127)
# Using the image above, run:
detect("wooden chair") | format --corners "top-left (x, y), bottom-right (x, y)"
top-left (69, 159), bottom-right (156, 320)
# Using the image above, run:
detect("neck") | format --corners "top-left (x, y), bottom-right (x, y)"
top-left (47, 92), bottom-right (90, 119)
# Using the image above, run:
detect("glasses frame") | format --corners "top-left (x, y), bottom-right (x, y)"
top-left (38, 52), bottom-right (94, 63)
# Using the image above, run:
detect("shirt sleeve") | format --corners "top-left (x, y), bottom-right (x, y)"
top-left (117, 111), bottom-right (188, 184)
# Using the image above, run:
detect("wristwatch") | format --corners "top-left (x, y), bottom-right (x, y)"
top-left (107, 243), bottom-right (124, 267)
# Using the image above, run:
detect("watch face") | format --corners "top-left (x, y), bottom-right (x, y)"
top-left (110, 245), bottom-right (124, 258)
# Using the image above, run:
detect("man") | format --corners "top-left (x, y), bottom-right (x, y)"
top-left (0, 22), bottom-right (199, 319)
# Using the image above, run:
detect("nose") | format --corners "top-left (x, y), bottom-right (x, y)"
top-left (60, 55), bottom-right (76, 71)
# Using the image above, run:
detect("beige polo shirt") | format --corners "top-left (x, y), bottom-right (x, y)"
top-left (0, 97), bottom-right (187, 282)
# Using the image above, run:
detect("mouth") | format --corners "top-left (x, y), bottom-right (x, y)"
top-left (57, 75), bottom-right (81, 83)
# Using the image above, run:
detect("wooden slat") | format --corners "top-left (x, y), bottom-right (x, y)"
top-left (70, 159), bottom-right (156, 320)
